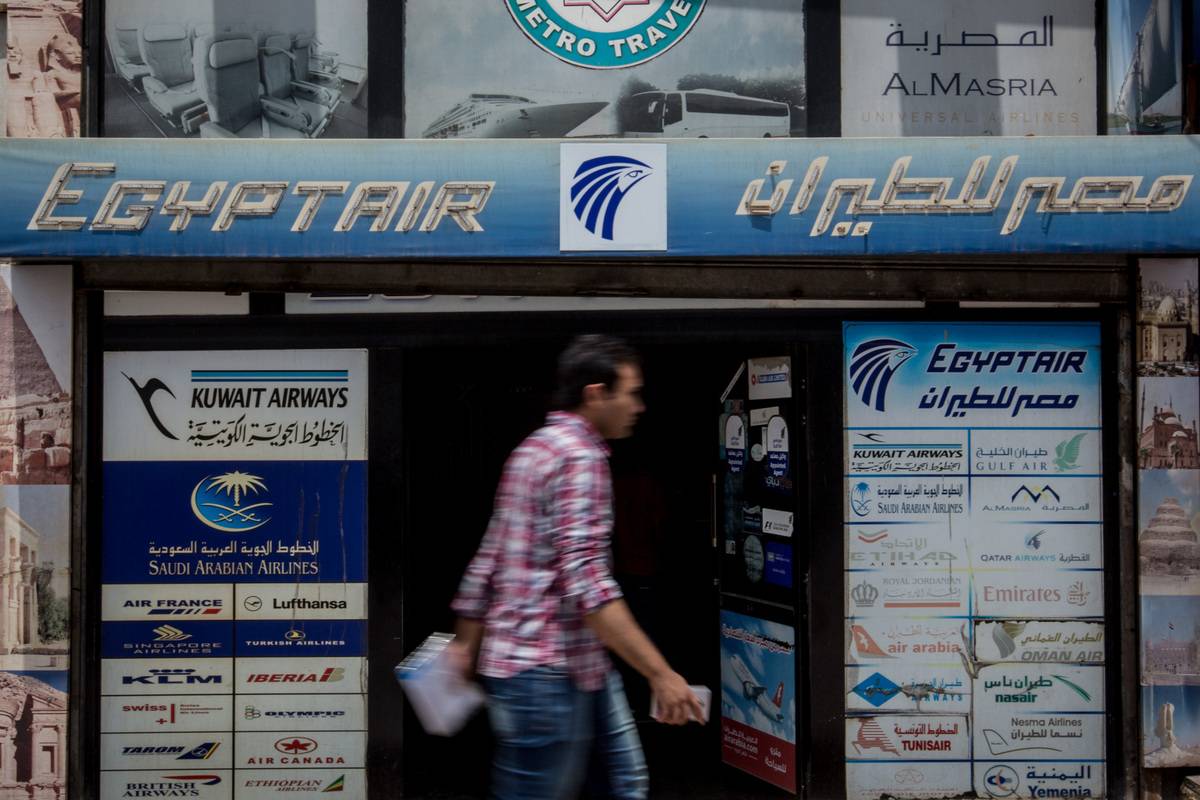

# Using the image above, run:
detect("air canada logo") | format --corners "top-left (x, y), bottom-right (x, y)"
top-left (275, 737), bottom-right (317, 755)
top-left (505, 0), bottom-right (706, 69)
top-left (190, 471), bottom-right (273, 533)
top-left (848, 339), bottom-right (917, 412)
top-left (570, 156), bottom-right (652, 241)
top-left (123, 372), bottom-right (178, 440)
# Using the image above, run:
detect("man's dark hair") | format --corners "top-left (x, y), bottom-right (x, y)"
top-left (552, 334), bottom-right (640, 410)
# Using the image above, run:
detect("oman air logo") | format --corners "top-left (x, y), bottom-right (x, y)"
top-left (570, 156), bottom-right (652, 241)
top-left (848, 339), bottom-right (917, 412)
top-left (190, 471), bottom-right (272, 533)
top-left (506, 0), bottom-right (706, 69)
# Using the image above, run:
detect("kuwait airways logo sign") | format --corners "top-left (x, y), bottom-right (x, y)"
top-left (506, 0), bottom-right (705, 69)
top-left (561, 144), bottom-right (667, 251)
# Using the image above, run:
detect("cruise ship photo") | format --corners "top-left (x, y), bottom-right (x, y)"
top-left (421, 93), bottom-right (609, 139)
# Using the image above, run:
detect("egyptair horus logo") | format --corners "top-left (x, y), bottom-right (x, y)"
top-left (848, 339), bottom-right (916, 412)
top-left (570, 156), bottom-right (652, 241)
top-left (190, 471), bottom-right (273, 533)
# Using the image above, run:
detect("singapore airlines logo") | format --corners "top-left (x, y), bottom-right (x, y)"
top-left (848, 339), bottom-right (917, 412)
top-left (190, 471), bottom-right (273, 533)
top-left (561, 144), bottom-right (667, 251)
top-left (570, 156), bottom-right (653, 241)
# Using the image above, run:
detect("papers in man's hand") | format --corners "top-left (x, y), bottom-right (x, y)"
top-left (394, 633), bottom-right (484, 736)
top-left (651, 685), bottom-right (711, 723)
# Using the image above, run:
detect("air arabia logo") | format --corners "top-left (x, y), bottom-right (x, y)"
top-left (505, 0), bottom-right (705, 69)
top-left (848, 339), bottom-right (917, 412)
top-left (190, 471), bottom-right (273, 533)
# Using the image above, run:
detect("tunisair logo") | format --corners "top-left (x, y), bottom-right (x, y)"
top-left (506, 0), bottom-right (705, 68)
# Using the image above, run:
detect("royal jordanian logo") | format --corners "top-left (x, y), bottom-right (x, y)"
top-left (736, 155), bottom-right (1192, 236)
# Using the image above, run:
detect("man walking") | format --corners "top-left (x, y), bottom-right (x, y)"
top-left (450, 334), bottom-right (702, 800)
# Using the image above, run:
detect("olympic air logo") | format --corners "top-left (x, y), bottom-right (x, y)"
top-left (506, 0), bottom-right (705, 69)
top-left (561, 144), bottom-right (666, 251)
top-left (848, 339), bottom-right (917, 412)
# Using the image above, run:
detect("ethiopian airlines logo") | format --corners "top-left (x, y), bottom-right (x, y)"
top-left (190, 471), bottom-right (273, 533)
top-left (506, 0), bottom-right (705, 69)
top-left (848, 339), bottom-right (917, 412)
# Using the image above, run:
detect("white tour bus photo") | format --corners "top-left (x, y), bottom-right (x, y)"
top-left (622, 89), bottom-right (792, 138)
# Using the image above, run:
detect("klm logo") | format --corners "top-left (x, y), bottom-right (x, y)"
top-left (570, 156), bottom-right (652, 241)
top-left (848, 339), bottom-right (916, 412)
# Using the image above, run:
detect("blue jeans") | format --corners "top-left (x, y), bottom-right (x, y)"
top-left (482, 668), bottom-right (648, 800)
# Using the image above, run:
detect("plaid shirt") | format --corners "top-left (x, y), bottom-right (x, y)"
top-left (452, 411), bottom-right (623, 691)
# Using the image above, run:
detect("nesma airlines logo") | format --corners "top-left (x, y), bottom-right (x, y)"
top-left (561, 144), bottom-right (667, 251)
top-left (848, 339), bottom-right (917, 412)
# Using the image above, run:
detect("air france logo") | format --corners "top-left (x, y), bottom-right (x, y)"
top-left (849, 339), bottom-right (917, 412)
top-left (190, 471), bottom-right (272, 533)
top-left (561, 144), bottom-right (666, 251)
top-left (506, 0), bottom-right (705, 69)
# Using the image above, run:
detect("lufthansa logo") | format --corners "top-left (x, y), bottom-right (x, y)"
top-left (505, 0), bottom-right (705, 69)
top-left (190, 471), bottom-right (273, 533)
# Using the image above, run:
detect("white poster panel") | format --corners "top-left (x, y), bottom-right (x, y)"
top-left (973, 762), bottom-right (1104, 800)
top-left (234, 731), bottom-right (367, 769)
top-left (972, 712), bottom-right (1105, 760)
top-left (970, 477), bottom-right (1101, 523)
top-left (234, 657), bottom-right (366, 695)
top-left (102, 584), bottom-right (234, 621)
top-left (847, 524), bottom-right (967, 569)
top-left (846, 714), bottom-right (970, 759)
top-left (847, 761), bottom-right (971, 800)
top-left (234, 583), bottom-right (368, 621)
top-left (969, 524), bottom-right (1103, 571)
top-left (236, 768), bottom-right (364, 799)
top-left (102, 658), bottom-right (234, 696)
top-left (103, 350), bottom-right (368, 461)
top-left (975, 665), bottom-right (1105, 715)
top-left (101, 733), bottom-right (232, 771)
top-left (971, 429), bottom-right (1101, 475)
top-left (748, 357), bottom-right (792, 401)
top-left (847, 570), bottom-right (968, 618)
top-left (236, 694), bottom-right (367, 732)
top-left (975, 621), bottom-right (1106, 664)
top-left (846, 666), bottom-right (971, 713)
top-left (846, 620), bottom-right (968, 664)
top-left (101, 770), bottom-right (232, 800)
top-left (974, 571), bottom-right (1104, 618)
top-left (847, 429), bottom-right (967, 476)
top-left (841, 0), bottom-right (1097, 137)
top-left (101, 695), bottom-right (234, 733)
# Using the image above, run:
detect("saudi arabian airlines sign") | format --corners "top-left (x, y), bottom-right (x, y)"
top-left (0, 137), bottom-right (1197, 259)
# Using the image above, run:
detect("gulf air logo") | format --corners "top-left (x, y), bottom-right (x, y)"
top-left (570, 156), bottom-right (652, 241)
top-left (848, 339), bottom-right (917, 412)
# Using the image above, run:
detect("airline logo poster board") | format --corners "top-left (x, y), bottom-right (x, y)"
top-left (99, 351), bottom-right (368, 798)
top-left (719, 610), bottom-right (796, 792)
top-left (843, 322), bottom-right (1106, 800)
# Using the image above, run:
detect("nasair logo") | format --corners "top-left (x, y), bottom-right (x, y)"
top-left (848, 339), bottom-right (917, 412)
top-left (190, 471), bottom-right (273, 533)
top-left (561, 144), bottom-right (667, 251)
top-left (506, 0), bottom-right (705, 69)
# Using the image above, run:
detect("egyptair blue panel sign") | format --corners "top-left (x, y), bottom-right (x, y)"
top-left (234, 620), bottom-right (367, 657)
top-left (0, 137), bottom-right (1196, 258)
top-left (101, 460), bottom-right (367, 583)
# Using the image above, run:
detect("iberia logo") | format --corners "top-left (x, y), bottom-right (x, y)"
top-left (505, 0), bottom-right (706, 69)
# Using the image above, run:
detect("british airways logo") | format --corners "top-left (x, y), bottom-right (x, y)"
top-left (849, 339), bottom-right (917, 412)
top-left (569, 156), bottom-right (652, 241)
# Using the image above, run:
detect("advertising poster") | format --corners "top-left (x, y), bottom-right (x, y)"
top-left (844, 322), bottom-right (1104, 800)
top-left (1107, 0), bottom-right (1183, 134)
top-left (102, 0), bottom-right (367, 138)
top-left (100, 350), bottom-right (367, 797)
top-left (719, 610), bottom-right (796, 792)
top-left (841, 0), bottom-right (1097, 136)
top-left (1137, 258), bottom-right (1199, 377)
top-left (4, 0), bottom-right (81, 137)
top-left (404, 0), bottom-right (805, 139)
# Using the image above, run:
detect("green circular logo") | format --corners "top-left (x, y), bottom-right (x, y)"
top-left (505, 0), bottom-right (706, 69)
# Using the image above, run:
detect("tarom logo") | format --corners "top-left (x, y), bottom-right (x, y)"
top-left (848, 339), bottom-right (916, 412)
top-left (176, 743), bottom-right (220, 760)
top-left (190, 471), bottom-right (272, 533)
top-left (505, 0), bottom-right (706, 69)
top-left (570, 156), bottom-right (652, 241)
